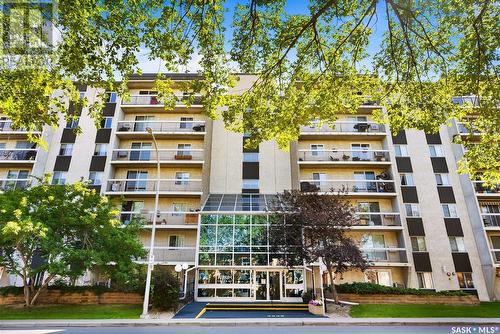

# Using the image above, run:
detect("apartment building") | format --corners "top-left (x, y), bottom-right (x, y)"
top-left (0, 74), bottom-right (497, 301)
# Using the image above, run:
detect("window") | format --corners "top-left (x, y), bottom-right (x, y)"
top-left (457, 272), bottom-right (474, 289)
top-left (168, 235), bottom-right (185, 247)
top-left (173, 203), bottom-right (187, 216)
top-left (411, 237), bottom-right (427, 252)
top-left (243, 152), bottom-right (259, 162)
top-left (106, 92), bottom-right (117, 103)
top-left (94, 144), bottom-right (108, 156)
top-left (130, 142), bottom-right (152, 161)
top-left (175, 172), bottom-right (190, 185)
top-left (442, 204), bottom-right (458, 218)
top-left (177, 144), bottom-right (192, 156)
top-left (100, 117), bottom-right (113, 129)
top-left (362, 235), bottom-right (385, 248)
top-left (417, 272), bottom-right (434, 289)
top-left (449, 236), bottom-right (466, 252)
top-left (5, 170), bottom-right (29, 189)
top-left (51, 171), bottom-right (67, 185)
top-left (65, 117), bottom-right (80, 129)
top-left (400, 173), bottom-right (414, 186)
top-left (125, 171), bottom-right (148, 191)
top-left (405, 204), bottom-right (421, 217)
top-left (351, 143), bottom-right (370, 160)
top-left (89, 172), bottom-right (104, 185)
top-left (242, 179), bottom-right (259, 189)
top-left (312, 172), bottom-right (326, 187)
top-left (365, 271), bottom-right (392, 287)
top-left (180, 117), bottom-right (194, 129)
top-left (80, 91), bottom-right (86, 99)
top-left (139, 90), bottom-right (158, 95)
top-left (59, 143), bottom-right (73, 156)
top-left (134, 115), bottom-right (154, 131)
top-left (394, 145), bottom-right (409, 157)
top-left (435, 173), bottom-right (450, 186)
top-left (429, 145), bottom-right (443, 157)
top-left (357, 202), bottom-right (380, 213)
top-left (310, 144), bottom-right (324, 156)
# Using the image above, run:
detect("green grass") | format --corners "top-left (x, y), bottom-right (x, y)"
top-left (350, 302), bottom-right (500, 318)
top-left (0, 304), bottom-right (142, 319)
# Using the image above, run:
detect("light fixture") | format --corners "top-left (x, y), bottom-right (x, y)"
top-left (182, 263), bottom-right (189, 270)
top-left (175, 264), bottom-right (182, 272)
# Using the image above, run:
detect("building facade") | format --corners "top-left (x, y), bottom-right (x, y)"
top-left (0, 74), bottom-right (498, 301)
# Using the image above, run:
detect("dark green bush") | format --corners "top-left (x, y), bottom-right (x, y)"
top-left (0, 284), bottom-right (142, 297)
top-left (301, 290), bottom-right (314, 303)
top-left (151, 267), bottom-right (180, 311)
top-left (336, 282), bottom-right (468, 296)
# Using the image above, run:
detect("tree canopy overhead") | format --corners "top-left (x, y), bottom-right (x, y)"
top-left (0, 0), bottom-right (498, 184)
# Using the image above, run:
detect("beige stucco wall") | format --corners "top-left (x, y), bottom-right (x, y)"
top-left (259, 140), bottom-right (292, 193)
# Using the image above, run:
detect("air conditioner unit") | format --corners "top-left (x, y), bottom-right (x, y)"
top-left (374, 151), bottom-right (385, 157)
top-left (117, 151), bottom-right (128, 158)
top-left (370, 124), bottom-right (379, 130)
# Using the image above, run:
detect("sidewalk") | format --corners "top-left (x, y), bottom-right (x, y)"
top-left (1, 318), bottom-right (500, 328)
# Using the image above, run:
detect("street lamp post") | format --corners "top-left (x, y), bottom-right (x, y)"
top-left (141, 127), bottom-right (160, 319)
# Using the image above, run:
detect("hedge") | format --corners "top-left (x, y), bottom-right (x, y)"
top-left (0, 285), bottom-right (143, 297)
top-left (336, 282), bottom-right (468, 296)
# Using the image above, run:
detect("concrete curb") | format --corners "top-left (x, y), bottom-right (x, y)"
top-left (1, 318), bottom-right (500, 328)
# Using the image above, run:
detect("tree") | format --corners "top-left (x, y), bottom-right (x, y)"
top-left (268, 189), bottom-right (369, 303)
top-left (0, 1), bottom-right (498, 184)
top-left (0, 178), bottom-right (145, 306)
top-left (151, 267), bottom-right (181, 311)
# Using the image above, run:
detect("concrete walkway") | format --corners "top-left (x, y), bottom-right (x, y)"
top-left (1, 318), bottom-right (499, 328)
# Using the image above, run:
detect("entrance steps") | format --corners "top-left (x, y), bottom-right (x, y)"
top-left (196, 302), bottom-right (308, 318)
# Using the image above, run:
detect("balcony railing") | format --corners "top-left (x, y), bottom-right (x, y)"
top-left (116, 121), bottom-right (206, 133)
top-left (301, 121), bottom-right (386, 134)
top-left (112, 149), bottom-right (204, 162)
top-left (298, 149), bottom-right (390, 162)
top-left (482, 213), bottom-right (500, 228)
top-left (0, 149), bottom-right (37, 161)
top-left (140, 247), bottom-right (196, 263)
top-left (457, 122), bottom-right (482, 135)
top-left (107, 179), bottom-right (202, 193)
top-left (122, 95), bottom-right (202, 106)
top-left (0, 178), bottom-right (30, 191)
top-left (362, 248), bottom-right (407, 263)
top-left (355, 212), bottom-right (401, 227)
top-left (300, 179), bottom-right (396, 194)
top-left (120, 211), bottom-right (199, 226)
top-left (473, 181), bottom-right (500, 195)
top-left (452, 95), bottom-right (480, 107)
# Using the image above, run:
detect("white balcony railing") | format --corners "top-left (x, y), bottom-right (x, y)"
top-left (121, 95), bottom-right (202, 106)
top-left (106, 179), bottom-right (202, 193)
top-left (301, 121), bottom-right (386, 134)
top-left (482, 213), bottom-right (500, 228)
top-left (0, 178), bottom-right (31, 191)
top-left (0, 149), bottom-right (37, 161)
top-left (362, 248), bottom-right (407, 263)
top-left (116, 120), bottom-right (206, 133)
top-left (120, 211), bottom-right (199, 226)
top-left (112, 149), bottom-right (204, 162)
top-left (355, 212), bottom-right (401, 227)
top-left (299, 179), bottom-right (396, 194)
top-left (298, 149), bottom-right (390, 162)
top-left (139, 247), bottom-right (196, 263)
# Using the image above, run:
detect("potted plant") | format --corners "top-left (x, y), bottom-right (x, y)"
top-left (301, 290), bottom-right (314, 303)
top-left (308, 299), bottom-right (325, 316)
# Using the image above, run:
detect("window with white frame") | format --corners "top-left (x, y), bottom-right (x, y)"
top-left (310, 144), bottom-right (324, 156)
top-left (65, 117), bottom-right (80, 129)
top-left (312, 172), bottom-right (326, 186)
top-left (429, 145), bottom-right (444, 157)
top-left (106, 92), bottom-right (117, 103)
top-left (175, 172), bottom-right (190, 185)
top-left (394, 145), bottom-right (409, 157)
top-left (457, 272), bottom-right (474, 289)
top-left (100, 117), bottom-right (113, 129)
top-left (177, 143), bottom-right (192, 156)
top-left (88, 172), bottom-right (104, 185)
top-left (435, 173), bottom-right (450, 186)
top-left (442, 204), bottom-right (458, 218)
top-left (417, 272), bottom-right (434, 289)
top-left (51, 171), bottom-right (67, 185)
top-left (179, 117), bottom-right (194, 129)
top-left (94, 143), bottom-right (108, 156)
top-left (449, 236), bottom-right (466, 252)
top-left (400, 173), bottom-right (414, 186)
top-left (405, 204), bottom-right (420, 217)
top-left (411, 237), bottom-right (427, 251)
top-left (59, 143), bottom-right (73, 156)
top-left (173, 203), bottom-right (187, 216)
top-left (168, 235), bottom-right (185, 247)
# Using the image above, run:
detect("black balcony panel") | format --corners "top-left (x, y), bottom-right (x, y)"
top-left (413, 252), bottom-right (432, 272)
top-left (444, 218), bottom-right (464, 237)
top-left (392, 131), bottom-right (407, 144)
top-left (438, 186), bottom-right (456, 203)
top-left (95, 128), bottom-right (112, 143)
top-left (396, 157), bottom-right (413, 172)
top-left (401, 186), bottom-right (419, 203)
top-left (407, 218), bottom-right (425, 236)
top-left (425, 133), bottom-right (442, 144)
top-left (431, 157), bottom-right (449, 173)
top-left (452, 253), bottom-right (473, 272)
top-left (54, 156), bottom-right (71, 171)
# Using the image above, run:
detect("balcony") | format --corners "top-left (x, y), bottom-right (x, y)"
top-left (0, 120), bottom-right (41, 138)
top-left (121, 95), bottom-right (203, 112)
top-left (473, 181), bottom-right (500, 198)
top-left (362, 248), bottom-right (408, 266)
top-left (299, 179), bottom-right (396, 196)
top-left (120, 211), bottom-right (199, 228)
top-left (106, 179), bottom-right (202, 196)
top-left (492, 250), bottom-right (500, 265)
top-left (0, 149), bottom-right (37, 166)
top-left (0, 178), bottom-right (30, 191)
top-left (138, 247), bottom-right (196, 264)
top-left (298, 149), bottom-right (390, 167)
top-left (482, 213), bottom-right (500, 229)
top-left (116, 121), bottom-right (206, 139)
top-left (300, 121), bottom-right (386, 139)
top-left (352, 212), bottom-right (402, 230)
top-left (111, 149), bottom-right (204, 167)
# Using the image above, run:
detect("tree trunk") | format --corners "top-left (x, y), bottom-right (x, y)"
top-left (29, 274), bottom-right (55, 306)
top-left (23, 284), bottom-right (31, 307)
top-left (326, 265), bottom-right (339, 303)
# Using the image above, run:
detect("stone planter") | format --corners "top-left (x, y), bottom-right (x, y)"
top-left (308, 303), bottom-right (325, 316)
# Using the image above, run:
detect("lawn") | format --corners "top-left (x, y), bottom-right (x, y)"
top-left (350, 302), bottom-right (500, 318)
top-left (0, 304), bottom-right (142, 319)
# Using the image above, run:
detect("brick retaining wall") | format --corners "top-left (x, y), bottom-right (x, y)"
top-left (0, 290), bottom-right (142, 305)
top-left (338, 293), bottom-right (479, 305)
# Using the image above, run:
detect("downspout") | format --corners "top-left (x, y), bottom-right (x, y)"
top-left (180, 266), bottom-right (196, 300)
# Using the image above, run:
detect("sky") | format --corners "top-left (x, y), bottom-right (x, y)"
top-left (137, 1), bottom-right (387, 74)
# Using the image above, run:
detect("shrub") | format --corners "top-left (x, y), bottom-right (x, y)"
top-left (151, 267), bottom-right (180, 311)
top-left (301, 290), bottom-right (314, 303)
top-left (336, 282), bottom-right (468, 296)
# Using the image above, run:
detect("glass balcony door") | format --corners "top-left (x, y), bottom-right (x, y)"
top-left (125, 171), bottom-right (148, 191)
top-left (130, 142), bottom-right (152, 161)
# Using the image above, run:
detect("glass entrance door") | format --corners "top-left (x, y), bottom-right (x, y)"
top-left (254, 271), bottom-right (282, 301)
top-left (268, 272), bottom-right (281, 300)
top-left (255, 271), bottom-right (267, 300)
